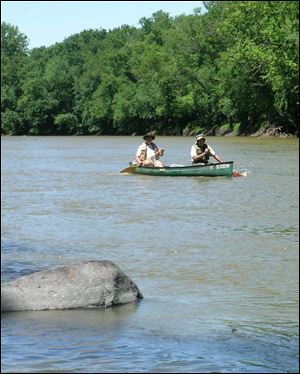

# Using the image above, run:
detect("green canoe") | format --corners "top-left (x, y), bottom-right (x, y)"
top-left (121, 161), bottom-right (234, 177)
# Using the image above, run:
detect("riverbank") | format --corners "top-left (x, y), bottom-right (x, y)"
top-left (2, 125), bottom-right (298, 138)
top-left (205, 125), bottom-right (298, 138)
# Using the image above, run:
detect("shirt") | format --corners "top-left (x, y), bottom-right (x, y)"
top-left (190, 144), bottom-right (216, 161)
top-left (136, 143), bottom-right (157, 160)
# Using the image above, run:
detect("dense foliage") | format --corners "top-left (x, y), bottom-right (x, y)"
top-left (1, 1), bottom-right (299, 135)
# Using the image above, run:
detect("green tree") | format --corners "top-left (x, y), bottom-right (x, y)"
top-left (215, 1), bottom-right (299, 133)
top-left (1, 22), bottom-right (29, 134)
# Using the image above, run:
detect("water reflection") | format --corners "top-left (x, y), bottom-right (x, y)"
top-left (2, 302), bottom-right (141, 330)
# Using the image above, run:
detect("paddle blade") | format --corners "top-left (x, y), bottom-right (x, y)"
top-left (232, 170), bottom-right (247, 177)
top-left (120, 165), bottom-right (137, 174)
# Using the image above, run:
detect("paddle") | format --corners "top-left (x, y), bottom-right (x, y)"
top-left (232, 170), bottom-right (242, 177)
top-left (120, 164), bottom-right (137, 173)
top-left (232, 170), bottom-right (246, 177)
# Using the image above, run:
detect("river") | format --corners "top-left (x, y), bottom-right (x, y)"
top-left (1, 136), bottom-right (299, 373)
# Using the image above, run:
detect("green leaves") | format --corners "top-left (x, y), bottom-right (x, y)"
top-left (54, 113), bottom-right (78, 134)
top-left (1, 2), bottom-right (298, 135)
top-left (1, 22), bottom-right (29, 134)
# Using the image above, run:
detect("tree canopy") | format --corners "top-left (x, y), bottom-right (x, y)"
top-left (1, 1), bottom-right (298, 136)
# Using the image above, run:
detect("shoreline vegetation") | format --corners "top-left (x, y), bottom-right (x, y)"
top-left (2, 129), bottom-right (297, 138)
top-left (1, 2), bottom-right (298, 138)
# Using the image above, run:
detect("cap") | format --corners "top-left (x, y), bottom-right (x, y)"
top-left (196, 134), bottom-right (205, 141)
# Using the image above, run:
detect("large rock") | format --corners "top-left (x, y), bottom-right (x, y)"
top-left (1, 260), bottom-right (143, 312)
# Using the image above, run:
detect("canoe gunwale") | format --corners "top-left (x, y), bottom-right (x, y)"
top-left (136, 161), bottom-right (234, 171)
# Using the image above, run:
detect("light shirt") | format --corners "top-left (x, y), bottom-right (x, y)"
top-left (136, 143), bottom-right (157, 160)
top-left (190, 144), bottom-right (216, 161)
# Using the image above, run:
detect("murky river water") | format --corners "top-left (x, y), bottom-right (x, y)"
top-left (1, 136), bottom-right (299, 373)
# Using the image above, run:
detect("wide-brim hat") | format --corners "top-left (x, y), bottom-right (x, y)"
top-left (196, 134), bottom-right (205, 141)
top-left (143, 133), bottom-right (155, 140)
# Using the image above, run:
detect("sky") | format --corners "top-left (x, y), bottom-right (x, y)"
top-left (1, 1), bottom-right (203, 49)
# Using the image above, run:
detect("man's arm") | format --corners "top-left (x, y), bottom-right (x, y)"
top-left (206, 145), bottom-right (223, 163)
top-left (191, 145), bottom-right (203, 163)
top-left (135, 145), bottom-right (144, 165)
top-left (135, 147), bottom-right (164, 165)
top-left (192, 152), bottom-right (207, 163)
top-left (212, 154), bottom-right (223, 163)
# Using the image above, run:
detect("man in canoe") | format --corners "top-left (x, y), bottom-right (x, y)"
top-left (134, 133), bottom-right (165, 167)
top-left (191, 134), bottom-right (223, 164)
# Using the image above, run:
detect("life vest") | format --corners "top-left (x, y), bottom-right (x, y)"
top-left (193, 143), bottom-right (210, 163)
top-left (140, 142), bottom-right (159, 161)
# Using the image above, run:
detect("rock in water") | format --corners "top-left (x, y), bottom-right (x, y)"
top-left (1, 261), bottom-right (143, 312)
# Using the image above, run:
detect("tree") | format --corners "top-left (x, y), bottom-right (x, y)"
top-left (1, 3), bottom-right (298, 136)
top-left (1, 22), bottom-right (29, 134)
top-left (215, 1), bottom-right (299, 133)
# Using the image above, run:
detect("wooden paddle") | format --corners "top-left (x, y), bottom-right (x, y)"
top-left (120, 164), bottom-right (137, 173)
top-left (232, 170), bottom-right (246, 177)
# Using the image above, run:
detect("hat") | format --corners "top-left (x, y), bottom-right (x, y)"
top-left (196, 134), bottom-right (205, 141)
top-left (143, 133), bottom-right (155, 140)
